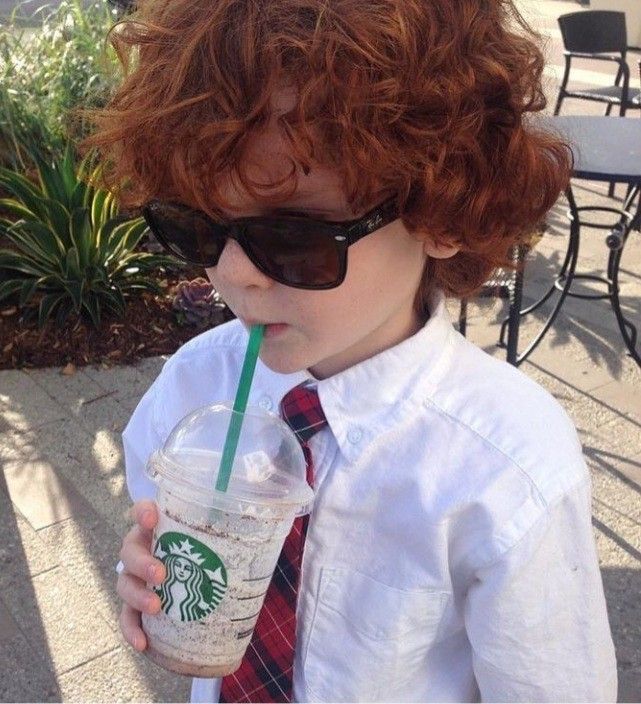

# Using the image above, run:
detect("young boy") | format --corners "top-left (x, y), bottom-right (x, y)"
top-left (89, 0), bottom-right (617, 700)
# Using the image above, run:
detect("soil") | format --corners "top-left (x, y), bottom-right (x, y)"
top-left (0, 266), bottom-right (236, 370)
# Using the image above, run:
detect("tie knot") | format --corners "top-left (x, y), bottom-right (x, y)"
top-left (279, 382), bottom-right (327, 445)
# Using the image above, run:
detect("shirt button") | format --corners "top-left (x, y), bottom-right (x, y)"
top-left (347, 427), bottom-right (363, 444)
top-left (258, 396), bottom-right (273, 411)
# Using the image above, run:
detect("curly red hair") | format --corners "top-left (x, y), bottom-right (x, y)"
top-left (84, 0), bottom-right (571, 304)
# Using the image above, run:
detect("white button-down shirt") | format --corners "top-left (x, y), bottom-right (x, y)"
top-left (122, 292), bottom-right (617, 703)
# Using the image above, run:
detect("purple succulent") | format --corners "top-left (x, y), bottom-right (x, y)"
top-left (172, 277), bottom-right (228, 328)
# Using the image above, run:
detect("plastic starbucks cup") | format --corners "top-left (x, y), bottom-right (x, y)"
top-left (141, 403), bottom-right (312, 678)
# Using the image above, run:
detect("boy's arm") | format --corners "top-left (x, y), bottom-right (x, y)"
top-left (122, 372), bottom-right (167, 503)
top-left (115, 369), bottom-right (166, 579)
top-left (120, 366), bottom-right (223, 703)
top-left (464, 477), bottom-right (617, 703)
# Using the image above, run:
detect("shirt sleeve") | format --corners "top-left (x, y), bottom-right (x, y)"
top-left (121, 366), bottom-right (167, 503)
top-left (464, 478), bottom-right (617, 702)
top-left (121, 361), bottom-right (223, 704)
top-left (191, 676), bottom-right (222, 703)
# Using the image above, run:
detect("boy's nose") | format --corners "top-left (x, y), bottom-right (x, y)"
top-left (215, 238), bottom-right (274, 290)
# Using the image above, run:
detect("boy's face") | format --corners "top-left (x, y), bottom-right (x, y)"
top-left (205, 91), bottom-right (429, 379)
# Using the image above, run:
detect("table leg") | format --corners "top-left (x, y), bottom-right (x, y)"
top-left (608, 184), bottom-right (640, 366)
top-left (499, 187), bottom-right (580, 365)
top-left (505, 246), bottom-right (525, 366)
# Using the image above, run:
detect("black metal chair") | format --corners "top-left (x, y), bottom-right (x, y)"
top-left (554, 11), bottom-right (641, 117)
top-left (457, 245), bottom-right (526, 366)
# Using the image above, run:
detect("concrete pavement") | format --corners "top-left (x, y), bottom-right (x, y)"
top-left (0, 0), bottom-right (640, 700)
top-left (0, 357), bottom-right (191, 701)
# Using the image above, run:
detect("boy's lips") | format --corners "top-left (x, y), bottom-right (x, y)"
top-left (242, 319), bottom-right (290, 338)
top-left (263, 323), bottom-right (289, 338)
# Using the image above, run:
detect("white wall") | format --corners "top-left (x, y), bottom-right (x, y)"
top-left (590, 0), bottom-right (641, 48)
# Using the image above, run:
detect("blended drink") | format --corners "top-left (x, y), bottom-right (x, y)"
top-left (141, 404), bottom-right (312, 677)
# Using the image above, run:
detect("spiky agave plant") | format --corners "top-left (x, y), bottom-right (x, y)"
top-left (0, 146), bottom-right (180, 328)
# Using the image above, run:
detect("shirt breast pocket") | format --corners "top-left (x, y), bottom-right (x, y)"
top-left (303, 567), bottom-right (448, 702)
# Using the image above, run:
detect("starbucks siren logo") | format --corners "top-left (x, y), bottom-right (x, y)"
top-left (152, 531), bottom-right (228, 622)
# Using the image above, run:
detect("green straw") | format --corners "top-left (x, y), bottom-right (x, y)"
top-left (216, 324), bottom-right (265, 492)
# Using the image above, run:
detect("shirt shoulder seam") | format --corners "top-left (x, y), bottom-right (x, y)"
top-left (150, 345), bottom-right (244, 437)
top-left (422, 396), bottom-right (560, 508)
top-left (472, 473), bottom-right (590, 571)
top-left (166, 335), bottom-right (246, 360)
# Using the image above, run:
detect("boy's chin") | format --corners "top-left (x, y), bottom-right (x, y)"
top-left (258, 349), bottom-right (309, 376)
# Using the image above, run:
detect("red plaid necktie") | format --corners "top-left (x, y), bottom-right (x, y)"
top-left (220, 382), bottom-right (327, 703)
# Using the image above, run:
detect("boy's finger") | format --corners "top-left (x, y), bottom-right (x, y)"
top-left (119, 532), bottom-right (166, 584)
top-left (119, 603), bottom-right (148, 651)
top-left (117, 571), bottom-right (162, 615)
top-left (130, 500), bottom-right (158, 531)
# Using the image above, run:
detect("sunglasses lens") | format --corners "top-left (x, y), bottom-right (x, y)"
top-left (143, 203), bottom-right (346, 288)
top-left (244, 219), bottom-right (343, 288)
top-left (144, 203), bottom-right (226, 266)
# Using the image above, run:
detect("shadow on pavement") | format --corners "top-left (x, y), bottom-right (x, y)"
top-left (0, 363), bottom-right (191, 702)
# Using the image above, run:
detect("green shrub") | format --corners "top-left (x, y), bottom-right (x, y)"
top-left (0, 0), bottom-right (120, 170)
top-left (0, 146), bottom-right (180, 328)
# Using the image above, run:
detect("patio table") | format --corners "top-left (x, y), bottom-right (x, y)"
top-left (504, 115), bottom-right (640, 366)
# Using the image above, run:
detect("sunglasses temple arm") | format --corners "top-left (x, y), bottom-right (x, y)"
top-left (346, 199), bottom-right (399, 245)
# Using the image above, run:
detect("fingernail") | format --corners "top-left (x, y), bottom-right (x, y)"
top-left (141, 509), bottom-right (153, 525)
top-left (146, 595), bottom-right (158, 613)
top-left (147, 564), bottom-right (158, 582)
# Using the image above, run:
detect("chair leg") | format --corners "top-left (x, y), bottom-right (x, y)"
top-left (607, 100), bottom-right (618, 197)
top-left (634, 187), bottom-right (641, 232)
top-left (553, 56), bottom-right (571, 117)
top-left (458, 299), bottom-right (468, 337)
top-left (506, 247), bottom-right (525, 366)
top-left (553, 93), bottom-right (564, 116)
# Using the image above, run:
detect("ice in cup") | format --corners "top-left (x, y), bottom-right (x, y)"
top-left (141, 403), bottom-right (312, 677)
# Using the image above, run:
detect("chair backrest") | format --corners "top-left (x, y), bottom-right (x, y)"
top-left (558, 11), bottom-right (627, 54)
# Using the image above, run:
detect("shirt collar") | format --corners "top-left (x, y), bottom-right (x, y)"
top-left (314, 290), bottom-right (455, 463)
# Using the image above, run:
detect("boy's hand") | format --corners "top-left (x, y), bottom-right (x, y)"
top-left (117, 499), bottom-right (166, 651)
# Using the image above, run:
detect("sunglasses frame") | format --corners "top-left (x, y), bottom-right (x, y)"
top-left (142, 197), bottom-right (400, 290)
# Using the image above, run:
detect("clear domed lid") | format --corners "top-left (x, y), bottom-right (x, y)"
top-left (146, 403), bottom-right (313, 517)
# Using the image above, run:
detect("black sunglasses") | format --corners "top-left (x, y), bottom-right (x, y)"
top-left (141, 198), bottom-right (399, 290)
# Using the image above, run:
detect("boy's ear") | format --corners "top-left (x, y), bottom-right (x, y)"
top-left (422, 236), bottom-right (461, 260)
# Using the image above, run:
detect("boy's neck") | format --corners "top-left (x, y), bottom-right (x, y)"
top-left (308, 307), bottom-right (427, 380)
